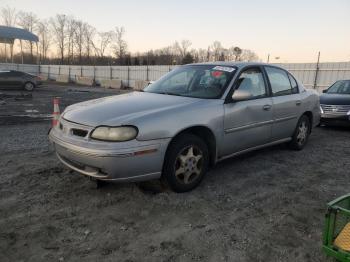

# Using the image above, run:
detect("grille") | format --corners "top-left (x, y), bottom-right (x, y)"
top-left (71, 128), bottom-right (88, 137)
top-left (321, 104), bottom-right (350, 115)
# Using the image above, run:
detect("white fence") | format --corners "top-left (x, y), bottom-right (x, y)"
top-left (1, 62), bottom-right (350, 92)
top-left (278, 62), bottom-right (350, 92)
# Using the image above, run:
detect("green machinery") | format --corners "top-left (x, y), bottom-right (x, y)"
top-left (324, 194), bottom-right (350, 261)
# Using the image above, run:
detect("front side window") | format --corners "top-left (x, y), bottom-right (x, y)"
top-left (235, 68), bottom-right (267, 99)
top-left (265, 67), bottom-right (293, 96)
top-left (327, 80), bottom-right (350, 94)
top-left (144, 65), bottom-right (236, 99)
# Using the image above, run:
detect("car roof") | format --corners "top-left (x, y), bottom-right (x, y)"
top-left (187, 61), bottom-right (273, 69)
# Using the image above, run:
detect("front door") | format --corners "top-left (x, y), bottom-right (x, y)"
top-left (222, 67), bottom-right (273, 156)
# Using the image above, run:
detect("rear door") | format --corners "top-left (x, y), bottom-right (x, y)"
top-left (8, 71), bottom-right (24, 88)
top-left (222, 66), bottom-right (273, 156)
top-left (0, 71), bottom-right (12, 89)
top-left (264, 66), bottom-right (302, 140)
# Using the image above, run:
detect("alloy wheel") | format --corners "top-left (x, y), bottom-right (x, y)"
top-left (24, 82), bottom-right (34, 91)
top-left (296, 120), bottom-right (308, 146)
top-left (174, 145), bottom-right (203, 184)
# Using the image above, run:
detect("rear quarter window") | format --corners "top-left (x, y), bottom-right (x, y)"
top-left (288, 73), bottom-right (299, 94)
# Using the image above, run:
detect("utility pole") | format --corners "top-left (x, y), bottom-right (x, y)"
top-left (313, 51), bottom-right (321, 90)
top-left (267, 54), bottom-right (270, 63)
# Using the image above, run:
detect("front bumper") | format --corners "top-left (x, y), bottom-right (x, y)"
top-left (321, 114), bottom-right (350, 126)
top-left (49, 127), bottom-right (171, 182)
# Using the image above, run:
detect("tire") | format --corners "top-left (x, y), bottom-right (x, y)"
top-left (24, 82), bottom-right (35, 91)
top-left (289, 115), bottom-right (311, 150)
top-left (162, 134), bottom-right (209, 193)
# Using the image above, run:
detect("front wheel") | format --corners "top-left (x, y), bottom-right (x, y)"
top-left (24, 82), bottom-right (35, 91)
top-left (162, 134), bottom-right (209, 193)
top-left (289, 115), bottom-right (311, 150)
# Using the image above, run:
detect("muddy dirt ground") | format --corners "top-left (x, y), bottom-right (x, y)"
top-left (0, 84), bottom-right (349, 262)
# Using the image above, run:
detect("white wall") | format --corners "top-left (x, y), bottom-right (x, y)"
top-left (1, 62), bottom-right (350, 92)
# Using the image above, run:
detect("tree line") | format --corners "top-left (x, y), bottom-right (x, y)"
top-left (0, 6), bottom-right (260, 65)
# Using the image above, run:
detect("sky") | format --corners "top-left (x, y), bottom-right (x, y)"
top-left (1, 0), bottom-right (350, 62)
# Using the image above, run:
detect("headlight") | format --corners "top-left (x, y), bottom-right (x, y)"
top-left (90, 126), bottom-right (138, 142)
top-left (320, 105), bottom-right (324, 114)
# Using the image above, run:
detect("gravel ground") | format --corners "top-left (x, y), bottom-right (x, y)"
top-left (0, 84), bottom-right (349, 262)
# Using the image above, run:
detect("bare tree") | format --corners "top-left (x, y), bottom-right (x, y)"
top-left (83, 23), bottom-right (96, 62)
top-left (113, 27), bottom-right (127, 64)
top-left (17, 11), bottom-right (38, 62)
top-left (189, 48), bottom-right (199, 63)
top-left (1, 6), bottom-right (17, 26)
top-left (50, 14), bottom-right (68, 64)
top-left (93, 31), bottom-right (113, 58)
top-left (66, 17), bottom-right (77, 64)
top-left (1, 7), bottom-right (18, 62)
top-left (74, 20), bottom-right (85, 64)
top-left (211, 41), bottom-right (223, 61)
top-left (240, 49), bottom-right (259, 62)
top-left (233, 47), bottom-right (242, 61)
top-left (219, 48), bottom-right (228, 61)
top-left (37, 20), bottom-right (51, 63)
top-left (174, 39), bottom-right (192, 58)
top-left (206, 46), bottom-right (211, 62)
top-left (197, 48), bottom-right (207, 62)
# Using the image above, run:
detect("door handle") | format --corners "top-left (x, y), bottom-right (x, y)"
top-left (262, 104), bottom-right (272, 111)
top-left (296, 100), bottom-right (301, 106)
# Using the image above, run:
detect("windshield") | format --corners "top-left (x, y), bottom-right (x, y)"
top-left (327, 80), bottom-right (350, 94)
top-left (144, 65), bottom-right (236, 99)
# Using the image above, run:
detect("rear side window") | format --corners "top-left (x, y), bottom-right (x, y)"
top-left (265, 67), bottom-right (293, 96)
top-left (10, 71), bottom-right (24, 77)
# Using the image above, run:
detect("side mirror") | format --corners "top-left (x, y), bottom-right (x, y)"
top-left (322, 89), bottom-right (328, 93)
top-left (232, 89), bottom-right (253, 101)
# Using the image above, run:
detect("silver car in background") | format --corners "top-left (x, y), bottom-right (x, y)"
top-left (49, 62), bottom-right (320, 192)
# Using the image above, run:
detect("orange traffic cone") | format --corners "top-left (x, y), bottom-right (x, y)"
top-left (52, 97), bottom-right (60, 127)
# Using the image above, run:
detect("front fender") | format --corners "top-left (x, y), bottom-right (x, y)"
top-left (133, 100), bottom-right (225, 142)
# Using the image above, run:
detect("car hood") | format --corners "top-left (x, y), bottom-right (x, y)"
top-left (320, 94), bottom-right (350, 105)
top-left (63, 91), bottom-right (203, 126)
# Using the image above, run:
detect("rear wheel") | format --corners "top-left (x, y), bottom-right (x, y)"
top-left (289, 115), bottom-right (311, 150)
top-left (24, 82), bottom-right (35, 91)
top-left (162, 134), bottom-right (209, 193)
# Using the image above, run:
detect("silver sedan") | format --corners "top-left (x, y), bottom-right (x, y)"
top-left (49, 62), bottom-right (320, 192)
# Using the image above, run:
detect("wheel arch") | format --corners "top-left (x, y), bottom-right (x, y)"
top-left (165, 125), bottom-right (217, 167)
top-left (302, 111), bottom-right (313, 133)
